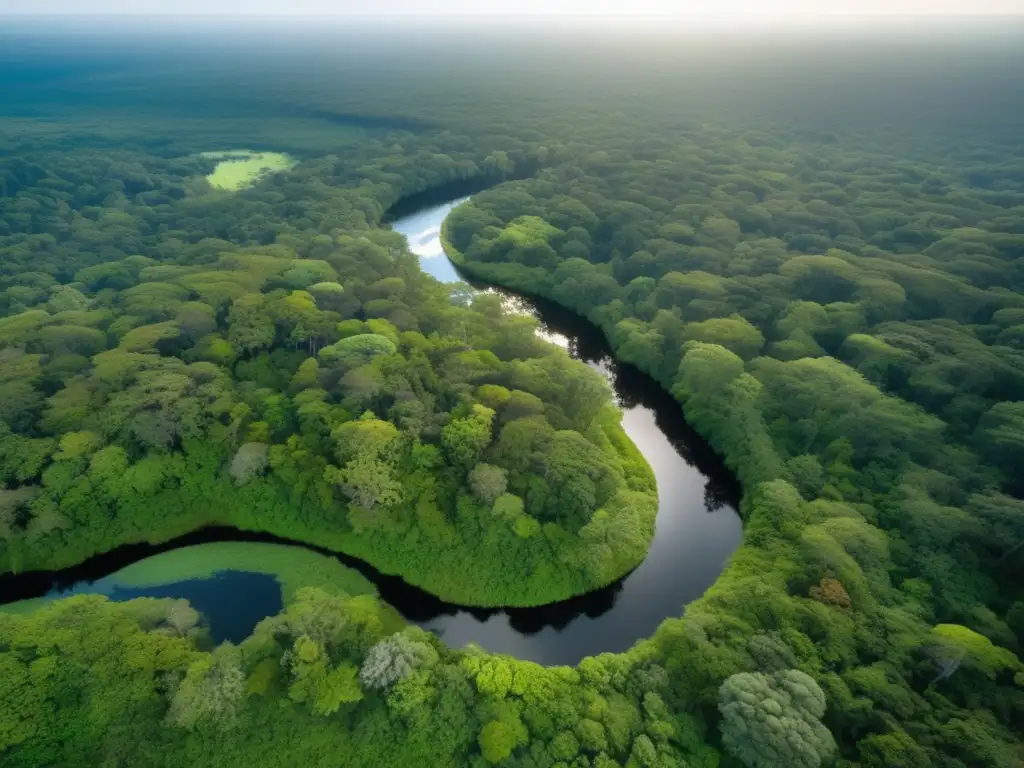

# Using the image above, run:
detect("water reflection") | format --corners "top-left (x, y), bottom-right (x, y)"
top-left (0, 196), bottom-right (743, 666)
top-left (390, 197), bottom-right (469, 282)
top-left (12, 567), bottom-right (282, 645)
top-left (108, 572), bottom-right (283, 645)
top-left (390, 198), bottom-right (742, 665)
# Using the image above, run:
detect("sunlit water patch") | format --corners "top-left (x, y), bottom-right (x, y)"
top-left (392, 200), bottom-right (568, 348)
top-left (392, 197), bottom-right (469, 281)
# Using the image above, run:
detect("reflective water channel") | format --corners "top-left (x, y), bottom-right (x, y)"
top-left (0, 194), bottom-right (742, 666)
top-left (389, 197), bottom-right (742, 664)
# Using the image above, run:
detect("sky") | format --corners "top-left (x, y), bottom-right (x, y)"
top-left (3, 0), bottom-right (1024, 17)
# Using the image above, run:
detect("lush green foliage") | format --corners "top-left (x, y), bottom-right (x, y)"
top-left (2, 585), bottom-right (713, 767)
top-left (3, 26), bottom-right (1024, 768)
top-left (0, 119), bottom-right (656, 606)
top-left (442, 77), bottom-right (1024, 766)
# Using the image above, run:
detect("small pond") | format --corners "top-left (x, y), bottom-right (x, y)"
top-left (4, 564), bottom-right (281, 646)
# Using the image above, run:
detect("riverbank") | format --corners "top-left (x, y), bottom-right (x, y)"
top-left (0, 420), bottom-right (653, 610)
top-left (0, 192), bottom-right (741, 664)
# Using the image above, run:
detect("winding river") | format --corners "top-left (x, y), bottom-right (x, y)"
top-left (392, 197), bottom-right (742, 663)
top-left (0, 194), bottom-right (742, 666)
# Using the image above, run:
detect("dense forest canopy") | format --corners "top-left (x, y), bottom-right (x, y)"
top-left (0, 116), bottom-right (657, 606)
top-left (2, 21), bottom-right (1024, 768)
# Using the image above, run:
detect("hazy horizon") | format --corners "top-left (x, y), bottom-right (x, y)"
top-left (4, 0), bottom-right (1024, 24)
top-left (2, 0), bottom-right (1022, 155)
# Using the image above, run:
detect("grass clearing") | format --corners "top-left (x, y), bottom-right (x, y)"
top-left (202, 150), bottom-right (296, 191)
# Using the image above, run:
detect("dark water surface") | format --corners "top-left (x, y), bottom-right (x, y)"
top-left (107, 572), bottom-right (283, 645)
top-left (389, 197), bottom-right (742, 664)
top-left (0, 194), bottom-right (741, 665)
top-left (3, 558), bottom-right (282, 646)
